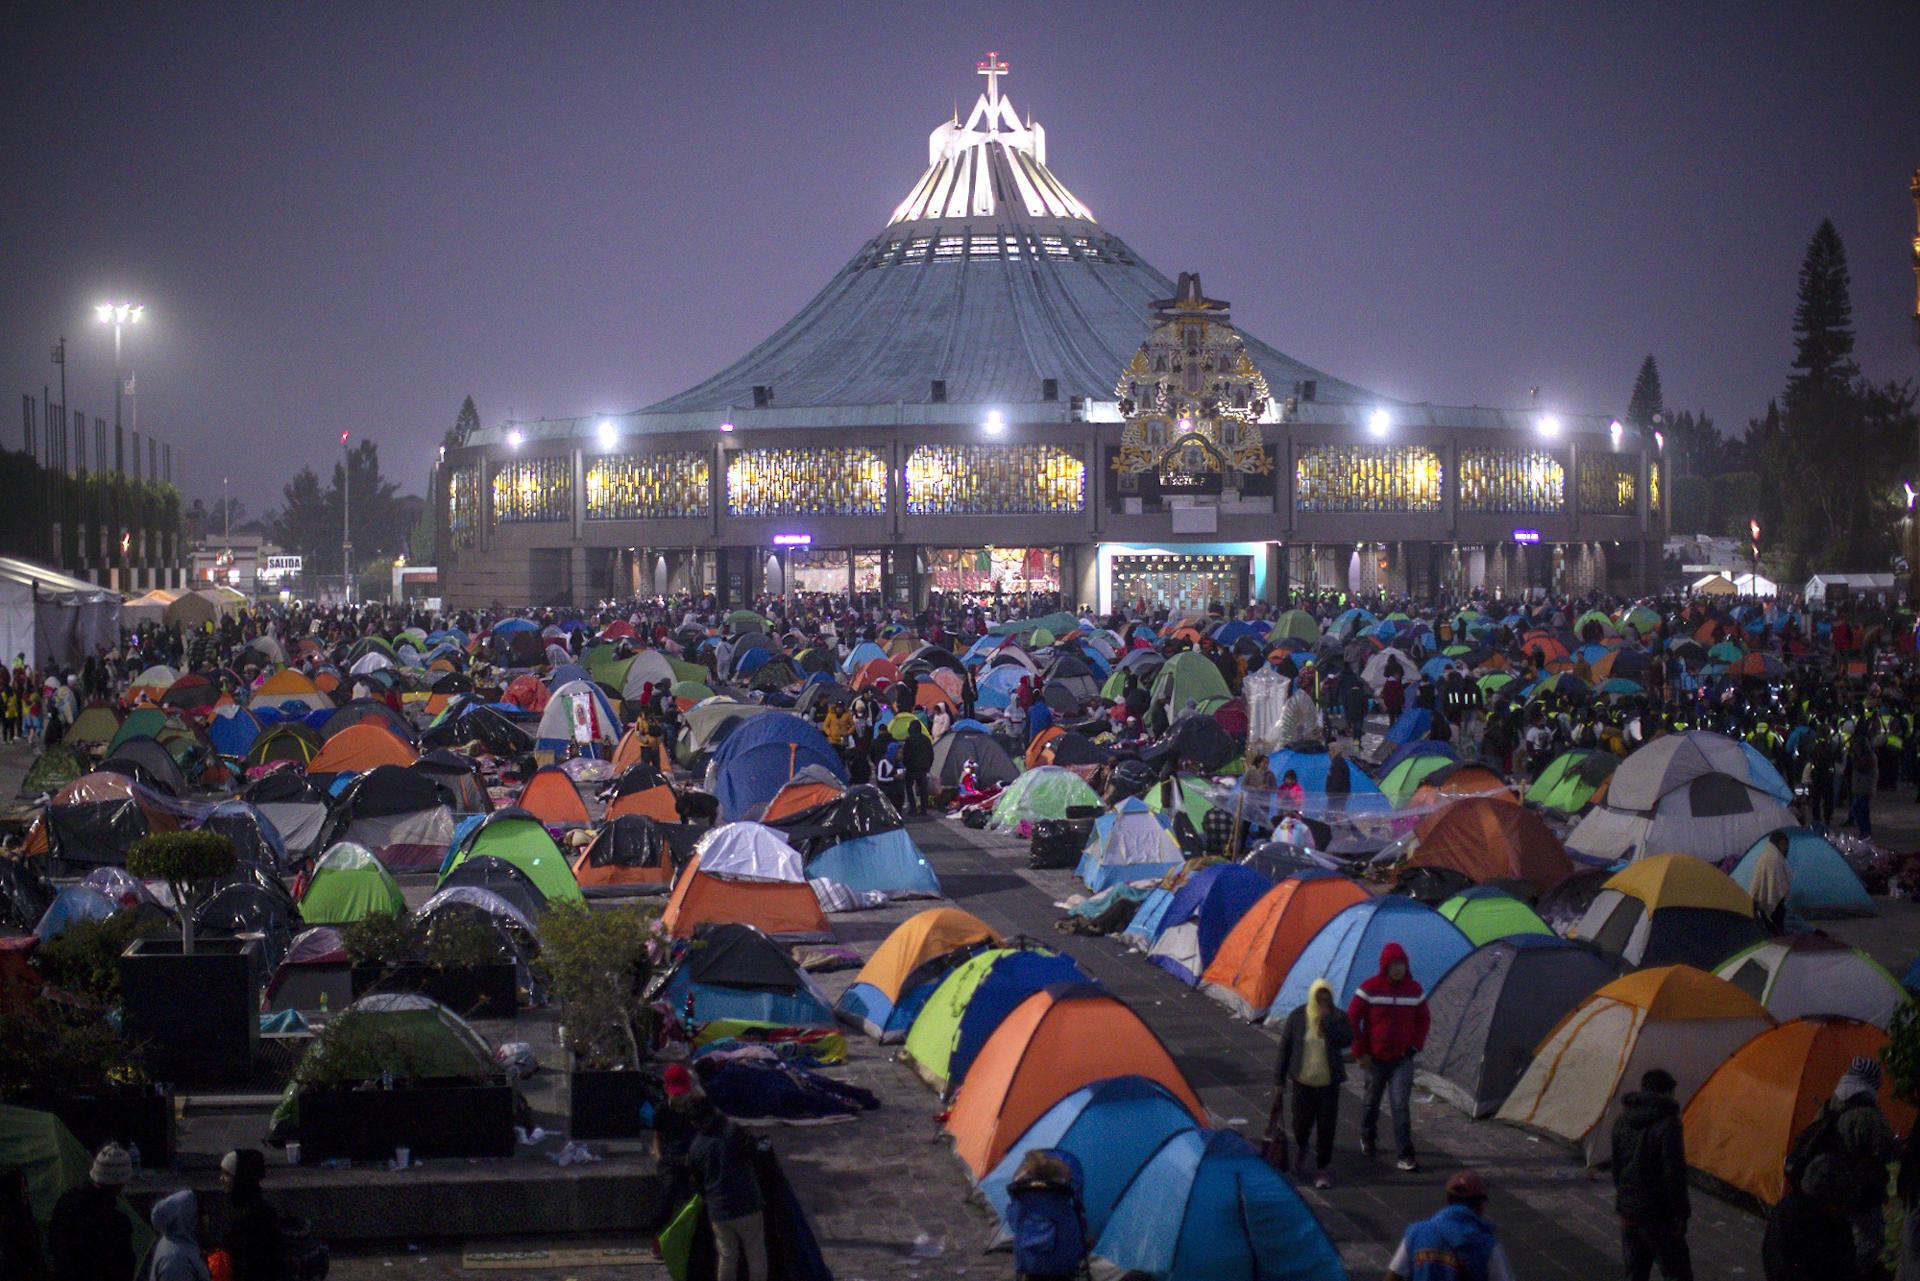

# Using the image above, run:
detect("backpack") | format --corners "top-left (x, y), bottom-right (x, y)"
top-left (1783, 1099), bottom-right (1849, 1193)
top-left (1007, 1148), bottom-right (1089, 1277)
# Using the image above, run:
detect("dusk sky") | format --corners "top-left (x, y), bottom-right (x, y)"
top-left (2, 2), bottom-right (1915, 514)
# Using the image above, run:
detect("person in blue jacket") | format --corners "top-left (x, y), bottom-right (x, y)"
top-left (1385, 1170), bottom-right (1516, 1281)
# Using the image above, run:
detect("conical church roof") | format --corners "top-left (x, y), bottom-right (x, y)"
top-left (640, 58), bottom-right (1371, 419)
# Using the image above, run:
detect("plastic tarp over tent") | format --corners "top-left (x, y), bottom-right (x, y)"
top-left (0, 555), bottom-right (120, 670)
top-left (1566, 729), bottom-right (1793, 863)
top-left (1077, 797), bottom-right (1184, 891)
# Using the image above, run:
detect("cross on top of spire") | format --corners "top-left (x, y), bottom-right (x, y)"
top-left (976, 51), bottom-right (1008, 110)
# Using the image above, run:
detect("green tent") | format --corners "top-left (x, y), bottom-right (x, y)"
top-left (669, 680), bottom-right (714, 702)
top-left (441, 815), bottom-right (584, 905)
top-left (668, 657), bottom-right (710, 683)
top-left (108, 707), bottom-right (168, 754)
top-left (990, 611), bottom-right (1077, 639)
top-left (271, 993), bottom-right (496, 1138)
top-left (1144, 774), bottom-right (1217, 831)
top-left (1380, 754), bottom-right (1455, 807)
top-left (901, 947), bottom-right (1021, 1093)
top-left (1476, 671), bottom-right (1517, 699)
top-left (1524, 749), bottom-right (1619, 814)
top-left (1572, 610), bottom-right (1619, 638)
top-left (988, 767), bottom-right (1100, 830)
top-left (1268, 609), bottom-right (1321, 643)
top-left (300, 842), bottom-right (407, 924)
top-left (20, 746), bottom-right (86, 797)
top-left (1439, 890), bottom-right (1554, 946)
top-left (1150, 651), bottom-right (1231, 708)
top-left (1616, 605), bottom-right (1660, 635)
top-left (66, 704), bottom-right (123, 748)
top-left (0, 1103), bottom-right (154, 1258)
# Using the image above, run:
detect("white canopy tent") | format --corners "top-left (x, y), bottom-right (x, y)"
top-left (0, 556), bottom-right (121, 671)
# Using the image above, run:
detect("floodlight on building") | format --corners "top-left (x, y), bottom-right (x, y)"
top-left (1654, 430), bottom-right (1665, 451)
top-left (985, 410), bottom-right (1005, 435)
top-left (719, 420), bottom-right (735, 433)
top-left (1368, 408), bottom-right (1390, 438)
top-left (507, 429), bottom-right (524, 449)
top-left (1539, 414), bottom-right (1561, 439)
top-left (1609, 419), bottom-right (1623, 446)
top-left (1906, 482), bottom-right (1916, 511)
top-left (598, 419), bottom-right (617, 450)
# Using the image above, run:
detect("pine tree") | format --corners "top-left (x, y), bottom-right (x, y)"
top-left (1626, 355), bottom-right (1664, 430)
top-left (1786, 220), bottom-right (1857, 409)
top-left (445, 396), bottom-right (480, 451)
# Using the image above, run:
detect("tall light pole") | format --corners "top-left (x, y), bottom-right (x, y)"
top-left (340, 430), bottom-right (353, 606)
top-left (94, 303), bottom-right (142, 474)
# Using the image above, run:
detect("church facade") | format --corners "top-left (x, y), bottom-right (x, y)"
top-left (437, 56), bottom-right (1665, 611)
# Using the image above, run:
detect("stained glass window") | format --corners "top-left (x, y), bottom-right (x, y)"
top-left (905, 444), bottom-right (1085, 515)
top-left (448, 466), bottom-right (480, 549)
top-left (1649, 461), bottom-right (1661, 516)
top-left (586, 452), bottom-right (710, 520)
top-left (492, 456), bottom-right (572, 524)
top-left (1459, 448), bottom-right (1565, 513)
top-left (1294, 445), bottom-right (1444, 514)
top-left (726, 448), bottom-right (887, 517)
top-left (1579, 455), bottom-right (1637, 515)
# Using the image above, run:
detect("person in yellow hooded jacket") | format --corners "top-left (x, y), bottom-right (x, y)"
top-left (1271, 978), bottom-right (1354, 1189)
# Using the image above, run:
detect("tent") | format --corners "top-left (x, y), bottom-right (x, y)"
top-left (515, 765), bottom-right (592, 826)
top-left (65, 703), bottom-right (123, 749)
top-left (411, 752), bottom-right (491, 815)
top-left (1730, 828), bottom-right (1875, 918)
top-left (1573, 854), bottom-right (1765, 970)
top-left (930, 728), bottom-right (1020, 789)
top-left (1266, 896), bottom-right (1473, 1022)
top-left (1566, 729), bottom-right (1794, 863)
top-left (571, 815), bottom-right (677, 893)
top-left (308, 721), bottom-right (419, 775)
top-left (1149, 651), bottom-right (1231, 709)
top-left (1715, 935), bottom-right (1910, 1029)
top-left (1092, 1128), bottom-right (1344, 1281)
top-left (989, 767), bottom-right (1101, 830)
top-left (250, 668), bottom-right (334, 714)
top-left (270, 993), bottom-right (495, 1141)
top-left (658, 923), bottom-right (836, 1027)
top-left (1200, 874), bottom-right (1371, 1020)
top-left (43, 771), bottom-right (178, 869)
top-left (1437, 887), bottom-right (1555, 946)
top-left (534, 679), bottom-right (621, 753)
top-left (1379, 752), bottom-right (1456, 806)
top-left (200, 799), bottom-right (292, 875)
top-left (299, 841), bottom-right (406, 924)
top-left (807, 827), bottom-right (942, 899)
top-left (1404, 798), bottom-right (1574, 893)
top-left (0, 1103), bottom-right (154, 1257)
top-left (208, 705), bottom-right (265, 758)
top-left (245, 723), bottom-right (322, 771)
top-left (1145, 864), bottom-right (1273, 986)
top-left (1419, 935), bottom-right (1621, 1117)
top-left (436, 856), bottom-right (548, 921)
top-left (978, 1077), bottom-right (1199, 1246)
top-left (439, 809), bottom-right (584, 906)
top-left (0, 555), bottom-right (121, 670)
top-left (1077, 798), bottom-right (1184, 892)
top-left (318, 765), bottom-right (456, 872)
top-left (711, 712), bottom-right (846, 822)
top-left (661, 852), bottom-right (831, 943)
top-left (242, 770), bottom-right (330, 860)
top-left (34, 884), bottom-right (118, 939)
top-left (944, 984), bottom-right (1205, 1176)
top-left (1496, 965), bottom-right (1773, 1163)
top-left (835, 908), bottom-right (1000, 1041)
top-left (1404, 762), bottom-right (1513, 812)
top-left (1525, 749), bottom-right (1619, 814)
top-left (1683, 1017), bottom-right (1915, 1204)
top-left (902, 948), bottom-right (1089, 1097)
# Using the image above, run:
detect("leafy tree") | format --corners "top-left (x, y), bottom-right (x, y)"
top-left (271, 467), bottom-right (336, 576)
top-left (1626, 355), bottom-right (1664, 431)
top-left (445, 396), bottom-right (480, 451)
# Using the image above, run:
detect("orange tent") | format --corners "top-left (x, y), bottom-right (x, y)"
top-left (611, 727), bottom-right (670, 775)
top-left (1405, 798), bottom-right (1574, 892)
top-left (571, 816), bottom-right (675, 891)
top-left (851, 657), bottom-right (899, 690)
top-left (661, 854), bottom-right (832, 941)
top-left (762, 776), bottom-right (843, 823)
top-left (503, 674), bottom-right (550, 713)
top-left (307, 722), bottom-right (418, 774)
top-left (1024, 726), bottom-right (1065, 770)
top-left (1199, 875), bottom-right (1370, 1019)
top-left (1407, 763), bottom-right (1514, 810)
top-left (1683, 1017), bottom-right (1915, 1204)
top-left (914, 683), bottom-right (958, 713)
top-left (608, 784), bottom-right (681, 823)
top-left (517, 767), bottom-right (591, 826)
top-left (945, 985), bottom-right (1205, 1176)
top-left (1522, 632), bottom-right (1569, 664)
top-left (313, 670), bottom-right (341, 694)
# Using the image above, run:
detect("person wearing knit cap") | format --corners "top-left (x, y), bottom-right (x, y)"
top-left (47, 1144), bottom-right (135, 1281)
top-left (217, 1149), bottom-right (284, 1281)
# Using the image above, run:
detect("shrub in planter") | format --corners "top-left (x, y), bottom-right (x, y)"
top-left (126, 831), bottom-right (235, 953)
top-left (0, 1003), bottom-right (173, 1165)
top-left (33, 912), bottom-right (166, 1006)
top-left (542, 903), bottom-right (666, 1139)
top-left (343, 910), bottom-right (518, 1019)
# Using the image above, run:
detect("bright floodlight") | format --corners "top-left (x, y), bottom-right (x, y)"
top-left (1654, 430), bottom-right (1665, 451)
top-left (1368, 408), bottom-right (1390, 438)
top-left (598, 419), bottom-right (617, 449)
top-left (1539, 414), bottom-right (1561, 438)
top-left (95, 304), bottom-right (113, 322)
top-left (1609, 419), bottom-right (1623, 445)
top-left (985, 410), bottom-right (1005, 435)
top-left (719, 420), bottom-right (735, 433)
top-left (507, 429), bottom-right (524, 449)
top-left (1906, 482), bottom-right (1917, 511)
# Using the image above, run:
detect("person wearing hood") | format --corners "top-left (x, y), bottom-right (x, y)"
top-left (217, 1149), bottom-right (283, 1281)
top-left (1609, 1068), bottom-right (1693, 1281)
top-left (1349, 941), bottom-right (1429, 1172)
top-left (149, 1189), bottom-right (211, 1281)
top-left (1746, 839), bottom-right (1792, 935)
top-left (1272, 978), bottom-right (1353, 1189)
top-left (48, 1143), bottom-right (135, 1281)
top-left (1765, 1154), bottom-right (1859, 1281)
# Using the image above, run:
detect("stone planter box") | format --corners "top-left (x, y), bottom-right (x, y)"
top-left (120, 936), bottom-right (261, 1084)
top-left (14, 1085), bottom-right (175, 1167)
top-left (297, 1079), bottom-right (517, 1161)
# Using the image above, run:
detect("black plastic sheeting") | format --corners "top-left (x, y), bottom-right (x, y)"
top-left (772, 785), bottom-right (902, 857)
top-left (438, 855), bottom-right (548, 918)
top-left (48, 801), bottom-right (153, 869)
top-left (1142, 713), bottom-right (1240, 773)
top-left (193, 880), bottom-right (296, 968)
top-left (684, 923), bottom-right (806, 993)
top-left (419, 700), bottom-right (533, 756)
top-left (579, 815), bottom-right (686, 870)
top-left (0, 858), bottom-right (54, 932)
top-left (1535, 867), bottom-right (1614, 934)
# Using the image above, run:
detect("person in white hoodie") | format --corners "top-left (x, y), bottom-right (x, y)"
top-left (148, 1190), bottom-right (210, 1281)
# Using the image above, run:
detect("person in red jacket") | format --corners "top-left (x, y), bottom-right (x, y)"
top-left (1349, 941), bottom-right (1429, 1172)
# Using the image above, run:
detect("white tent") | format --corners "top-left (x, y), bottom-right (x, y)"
top-left (0, 556), bottom-right (121, 670)
top-left (1690, 574), bottom-right (1736, 597)
top-left (1805, 572), bottom-right (1897, 607)
top-left (622, 649), bottom-right (678, 700)
top-left (1360, 647), bottom-right (1417, 692)
top-left (1076, 797), bottom-right (1184, 891)
top-left (122, 589), bottom-right (181, 628)
top-left (694, 822), bottom-right (805, 882)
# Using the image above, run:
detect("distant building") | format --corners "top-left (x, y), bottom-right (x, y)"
top-left (190, 529), bottom-right (294, 595)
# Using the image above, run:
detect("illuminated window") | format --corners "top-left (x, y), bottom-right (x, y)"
top-left (491, 456), bottom-right (571, 524)
top-left (727, 448), bottom-right (888, 517)
top-left (585, 452), bottom-right (710, 521)
top-left (1459, 448), bottom-right (1565, 513)
top-left (1579, 455), bottom-right (1637, 515)
top-left (1649, 461), bottom-right (1662, 515)
top-left (905, 444), bottom-right (1085, 515)
top-left (448, 467), bottom-right (480, 549)
top-left (1294, 444), bottom-right (1444, 514)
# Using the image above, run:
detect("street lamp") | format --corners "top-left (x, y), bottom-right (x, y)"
top-left (341, 429), bottom-right (353, 605)
top-left (95, 301), bottom-right (143, 473)
top-left (1609, 419), bottom-right (1623, 447)
top-left (507, 429), bottom-right (524, 449)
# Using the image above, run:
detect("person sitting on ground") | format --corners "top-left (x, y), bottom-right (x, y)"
top-left (1385, 1169), bottom-right (1516, 1281)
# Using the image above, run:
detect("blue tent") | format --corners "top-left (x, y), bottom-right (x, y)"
top-left (948, 951), bottom-right (1091, 1096)
top-left (547, 663), bottom-right (590, 691)
top-left (1735, 744), bottom-right (1795, 803)
top-left (1147, 865), bottom-right (1273, 986)
top-left (712, 712), bottom-right (846, 821)
top-left (808, 828), bottom-right (941, 898)
top-left (1077, 799), bottom-right (1184, 893)
top-left (1266, 895), bottom-right (1473, 1022)
top-left (842, 641), bottom-right (888, 674)
top-left (657, 924), bottom-right (835, 1027)
top-left (209, 706), bottom-right (264, 758)
top-left (1094, 1129), bottom-right (1344, 1281)
top-left (975, 664), bottom-right (1029, 710)
top-left (980, 1077), bottom-right (1198, 1239)
top-left (1905, 958), bottom-right (1920, 989)
top-left (1329, 607), bottom-right (1377, 637)
top-left (1120, 885), bottom-right (1179, 949)
top-left (35, 885), bottom-right (118, 940)
top-left (1385, 706), bottom-right (1434, 747)
top-left (1732, 828), bottom-right (1875, 918)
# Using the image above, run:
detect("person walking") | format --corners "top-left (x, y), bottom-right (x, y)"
top-left (899, 717), bottom-right (934, 817)
top-left (1349, 942), bottom-right (1429, 1172)
top-left (684, 1098), bottom-right (768, 1281)
top-left (1610, 1068), bottom-right (1694, 1281)
top-left (1271, 978), bottom-right (1352, 1189)
top-left (1847, 732), bottom-right (1879, 837)
top-left (47, 1144), bottom-right (135, 1281)
top-left (1385, 1170), bottom-right (1517, 1281)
